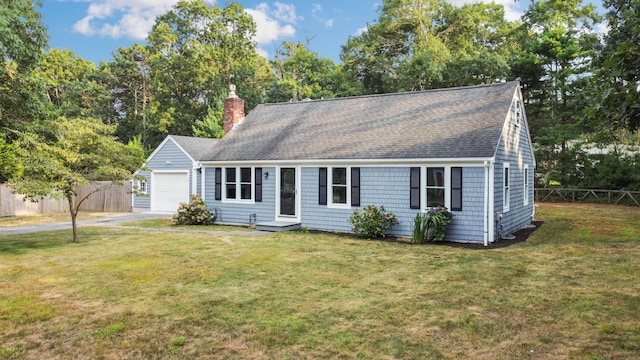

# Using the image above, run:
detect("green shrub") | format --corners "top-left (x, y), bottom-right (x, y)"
top-left (172, 195), bottom-right (214, 225)
top-left (411, 206), bottom-right (453, 243)
top-left (348, 204), bottom-right (399, 238)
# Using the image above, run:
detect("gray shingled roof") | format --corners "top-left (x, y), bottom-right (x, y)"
top-left (169, 135), bottom-right (219, 161)
top-left (203, 81), bottom-right (518, 162)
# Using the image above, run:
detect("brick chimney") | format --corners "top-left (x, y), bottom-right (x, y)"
top-left (223, 84), bottom-right (245, 135)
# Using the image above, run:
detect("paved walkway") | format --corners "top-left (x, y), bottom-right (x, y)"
top-left (0, 213), bottom-right (269, 236)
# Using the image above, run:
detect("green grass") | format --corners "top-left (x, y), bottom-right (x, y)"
top-left (118, 218), bottom-right (252, 232)
top-left (1, 203), bottom-right (639, 359)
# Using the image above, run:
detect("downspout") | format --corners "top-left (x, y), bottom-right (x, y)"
top-left (201, 166), bottom-right (206, 201)
top-left (484, 160), bottom-right (490, 247)
top-left (192, 165), bottom-right (199, 196)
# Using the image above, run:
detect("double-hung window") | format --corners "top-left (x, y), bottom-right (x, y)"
top-left (410, 166), bottom-right (462, 211)
top-left (426, 167), bottom-right (445, 207)
top-left (224, 167), bottom-right (253, 202)
top-left (503, 163), bottom-right (510, 212)
top-left (523, 165), bottom-right (529, 205)
top-left (513, 99), bottom-right (522, 126)
top-left (319, 167), bottom-right (360, 208)
top-left (331, 167), bottom-right (348, 205)
top-left (137, 179), bottom-right (148, 194)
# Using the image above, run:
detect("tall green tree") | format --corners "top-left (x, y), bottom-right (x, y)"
top-left (103, 44), bottom-right (152, 145)
top-left (0, 0), bottom-right (48, 130)
top-left (514, 0), bottom-right (600, 186)
top-left (9, 118), bottom-right (145, 243)
top-left (36, 49), bottom-right (114, 121)
top-left (145, 0), bottom-right (270, 147)
top-left (267, 42), bottom-right (337, 102)
top-left (1, 0), bottom-right (48, 181)
top-left (516, 0), bottom-right (600, 140)
top-left (340, 0), bottom-right (450, 94)
top-left (587, 0), bottom-right (640, 135)
top-left (439, 2), bottom-right (517, 87)
top-left (339, 0), bottom-right (516, 95)
top-left (0, 138), bottom-right (22, 182)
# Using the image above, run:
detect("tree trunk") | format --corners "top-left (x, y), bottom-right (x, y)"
top-left (68, 196), bottom-right (79, 243)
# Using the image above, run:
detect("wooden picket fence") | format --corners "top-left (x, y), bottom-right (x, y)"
top-left (0, 182), bottom-right (132, 217)
top-left (535, 188), bottom-right (640, 207)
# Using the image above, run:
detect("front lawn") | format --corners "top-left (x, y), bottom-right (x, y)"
top-left (117, 218), bottom-right (250, 232)
top-left (1, 203), bottom-right (639, 359)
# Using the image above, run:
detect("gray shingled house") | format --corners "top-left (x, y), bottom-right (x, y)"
top-left (138, 81), bottom-right (535, 245)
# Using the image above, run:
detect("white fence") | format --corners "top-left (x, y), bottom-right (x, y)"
top-left (0, 182), bottom-right (132, 217)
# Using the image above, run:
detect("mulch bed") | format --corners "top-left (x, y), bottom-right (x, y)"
top-left (430, 220), bottom-right (544, 250)
top-left (312, 221), bottom-right (543, 249)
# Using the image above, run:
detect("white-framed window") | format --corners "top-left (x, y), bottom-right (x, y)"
top-left (329, 166), bottom-right (350, 208)
top-left (136, 179), bottom-right (148, 194)
top-left (410, 166), bottom-right (463, 211)
top-left (426, 167), bottom-right (445, 208)
top-left (223, 167), bottom-right (254, 202)
top-left (503, 163), bottom-right (510, 212)
top-left (524, 165), bottom-right (529, 205)
top-left (513, 99), bottom-right (522, 127)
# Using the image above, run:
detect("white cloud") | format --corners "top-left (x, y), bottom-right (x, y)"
top-left (245, 7), bottom-right (296, 45)
top-left (354, 26), bottom-right (368, 37)
top-left (311, 3), bottom-right (334, 28)
top-left (245, 3), bottom-right (299, 58)
top-left (71, 0), bottom-right (302, 59)
top-left (594, 22), bottom-right (610, 38)
top-left (72, 17), bottom-right (94, 36)
top-left (272, 2), bottom-right (301, 24)
top-left (72, 0), bottom-right (216, 39)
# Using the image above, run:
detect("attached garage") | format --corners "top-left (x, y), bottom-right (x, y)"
top-left (133, 135), bottom-right (219, 212)
top-left (151, 171), bottom-right (190, 212)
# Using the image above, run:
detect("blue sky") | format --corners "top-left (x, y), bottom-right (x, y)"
top-left (38, 0), bottom-right (573, 65)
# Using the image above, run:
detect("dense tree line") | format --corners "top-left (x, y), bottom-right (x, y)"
top-left (1, 0), bottom-right (639, 191)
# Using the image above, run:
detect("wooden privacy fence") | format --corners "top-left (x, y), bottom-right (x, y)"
top-left (0, 181), bottom-right (132, 217)
top-left (535, 188), bottom-right (640, 207)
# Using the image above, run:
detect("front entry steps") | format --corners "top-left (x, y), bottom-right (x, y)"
top-left (255, 221), bottom-right (301, 232)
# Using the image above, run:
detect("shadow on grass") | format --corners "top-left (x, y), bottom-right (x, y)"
top-left (0, 231), bottom-right (75, 255)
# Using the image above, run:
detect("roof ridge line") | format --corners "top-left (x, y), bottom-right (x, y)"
top-left (259, 81), bottom-right (517, 106)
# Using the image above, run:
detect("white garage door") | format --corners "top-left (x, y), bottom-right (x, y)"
top-left (151, 172), bottom-right (190, 212)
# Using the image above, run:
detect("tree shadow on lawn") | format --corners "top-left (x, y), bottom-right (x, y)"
top-left (0, 231), bottom-right (76, 255)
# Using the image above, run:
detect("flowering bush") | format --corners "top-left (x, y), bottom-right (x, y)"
top-left (172, 195), bottom-right (214, 225)
top-left (348, 204), bottom-right (399, 238)
top-left (411, 206), bottom-right (453, 243)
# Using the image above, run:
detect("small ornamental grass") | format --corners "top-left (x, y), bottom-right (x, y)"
top-left (412, 206), bottom-right (453, 243)
top-left (348, 204), bottom-right (399, 238)
top-left (171, 195), bottom-right (214, 225)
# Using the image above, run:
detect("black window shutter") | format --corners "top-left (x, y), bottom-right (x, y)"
top-left (451, 167), bottom-right (462, 211)
top-left (410, 167), bottom-right (420, 209)
top-left (351, 167), bottom-right (360, 207)
top-left (215, 168), bottom-right (222, 200)
top-left (319, 167), bottom-right (327, 205)
top-left (255, 168), bottom-right (262, 202)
